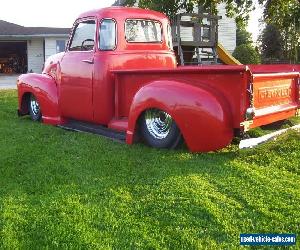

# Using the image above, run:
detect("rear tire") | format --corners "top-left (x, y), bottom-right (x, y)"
top-left (140, 109), bottom-right (182, 149)
top-left (28, 94), bottom-right (42, 121)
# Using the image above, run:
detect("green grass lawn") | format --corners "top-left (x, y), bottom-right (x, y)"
top-left (0, 90), bottom-right (299, 249)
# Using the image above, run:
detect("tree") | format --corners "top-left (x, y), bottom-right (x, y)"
top-left (260, 24), bottom-right (284, 63)
top-left (124, 0), bottom-right (256, 25)
top-left (259, 0), bottom-right (299, 63)
top-left (232, 44), bottom-right (261, 64)
top-left (236, 26), bottom-right (252, 46)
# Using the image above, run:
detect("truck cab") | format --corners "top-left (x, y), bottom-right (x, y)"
top-left (44, 8), bottom-right (176, 124)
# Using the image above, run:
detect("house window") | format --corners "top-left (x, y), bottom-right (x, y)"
top-left (125, 19), bottom-right (162, 43)
top-left (56, 40), bottom-right (66, 53)
top-left (99, 19), bottom-right (116, 50)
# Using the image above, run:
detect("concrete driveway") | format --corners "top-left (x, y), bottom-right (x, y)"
top-left (0, 74), bottom-right (19, 90)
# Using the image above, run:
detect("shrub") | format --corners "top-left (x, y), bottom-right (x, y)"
top-left (233, 44), bottom-right (261, 64)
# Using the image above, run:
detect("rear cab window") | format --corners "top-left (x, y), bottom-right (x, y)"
top-left (125, 19), bottom-right (162, 43)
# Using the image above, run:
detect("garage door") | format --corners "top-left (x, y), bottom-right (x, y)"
top-left (0, 41), bottom-right (27, 74)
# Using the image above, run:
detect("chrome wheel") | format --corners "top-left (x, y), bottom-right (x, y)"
top-left (28, 94), bottom-right (42, 121)
top-left (145, 109), bottom-right (173, 139)
top-left (30, 95), bottom-right (40, 116)
top-left (140, 108), bottom-right (182, 149)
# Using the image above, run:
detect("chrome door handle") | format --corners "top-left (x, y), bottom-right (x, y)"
top-left (82, 59), bottom-right (94, 64)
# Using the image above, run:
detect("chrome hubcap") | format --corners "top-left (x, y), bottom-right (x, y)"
top-left (30, 96), bottom-right (40, 116)
top-left (145, 109), bottom-right (173, 139)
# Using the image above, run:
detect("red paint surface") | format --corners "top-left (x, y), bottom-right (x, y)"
top-left (17, 7), bottom-right (300, 152)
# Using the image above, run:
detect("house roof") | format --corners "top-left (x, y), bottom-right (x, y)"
top-left (0, 20), bottom-right (70, 37)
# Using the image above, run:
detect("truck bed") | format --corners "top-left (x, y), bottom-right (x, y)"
top-left (112, 64), bottom-right (300, 131)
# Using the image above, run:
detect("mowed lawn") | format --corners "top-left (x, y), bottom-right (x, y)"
top-left (0, 90), bottom-right (300, 249)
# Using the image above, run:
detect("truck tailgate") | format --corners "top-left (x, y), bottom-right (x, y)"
top-left (251, 72), bottom-right (299, 127)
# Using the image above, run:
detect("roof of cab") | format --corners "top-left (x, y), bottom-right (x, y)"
top-left (78, 7), bottom-right (168, 21)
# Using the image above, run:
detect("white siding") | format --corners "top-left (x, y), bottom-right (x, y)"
top-left (27, 39), bottom-right (44, 73)
top-left (177, 4), bottom-right (236, 53)
top-left (45, 38), bottom-right (57, 59)
top-left (45, 37), bottom-right (68, 60)
top-left (217, 3), bottom-right (236, 53)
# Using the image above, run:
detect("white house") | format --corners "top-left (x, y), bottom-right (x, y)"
top-left (217, 3), bottom-right (236, 53)
top-left (0, 20), bottom-right (69, 74)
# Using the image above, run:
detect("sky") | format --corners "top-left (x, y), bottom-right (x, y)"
top-left (0, 0), bottom-right (263, 42)
top-left (246, 1), bottom-right (265, 43)
top-left (0, 0), bottom-right (115, 28)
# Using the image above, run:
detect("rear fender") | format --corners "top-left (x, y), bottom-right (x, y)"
top-left (127, 81), bottom-right (234, 152)
top-left (18, 73), bottom-right (64, 125)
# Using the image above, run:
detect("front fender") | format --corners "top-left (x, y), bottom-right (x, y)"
top-left (127, 80), bottom-right (234, 152)
top-left (18, 73), bottom-right (64, 125)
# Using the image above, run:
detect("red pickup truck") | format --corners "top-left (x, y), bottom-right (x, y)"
top-left (17, 7), bottom-right (300, 152)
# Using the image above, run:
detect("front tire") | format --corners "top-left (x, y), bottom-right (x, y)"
top-left (28, 94), bottom-right (42, 121)
top-left (140, 109), bottom-right (182, 149)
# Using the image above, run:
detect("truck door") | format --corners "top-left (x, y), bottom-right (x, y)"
top-left (60, 19), bottom-right (96, 122)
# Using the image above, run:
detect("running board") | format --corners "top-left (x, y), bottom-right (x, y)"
top-left (58, 120), bottom-right (126, 143)
top-left (239, 124), bottom-right (300, 149)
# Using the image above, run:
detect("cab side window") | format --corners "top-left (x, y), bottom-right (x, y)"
top-left (69, 20), bottom-right (96, 51)
top-left (99, 19), bottom-right (116, 51)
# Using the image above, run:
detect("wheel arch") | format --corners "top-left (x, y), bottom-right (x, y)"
top-left (17, 73), bottom-right (64, 125)
top-left (126, 80), bottom-right (234, 152)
